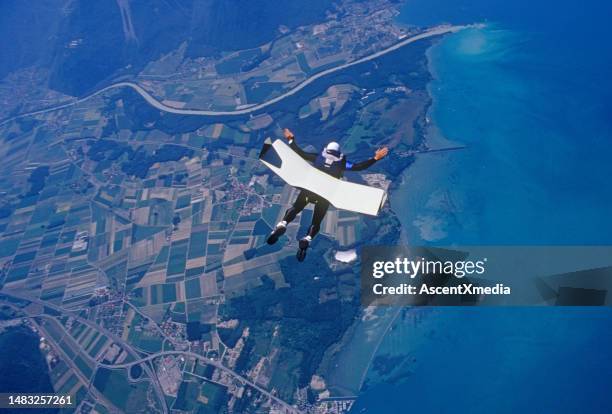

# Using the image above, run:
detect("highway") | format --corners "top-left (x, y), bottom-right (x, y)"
top-left (0, 301), bottom-right (123, 412)
top-left (0, 24), bottom-right (465, 127)
top-left (0, 290), bottom-right (301, 413)
top-left (0, 291), bottom-right (169, 414)
top-left (30, 315), bottom-right (124, 413)
top-left (99, 350), bottom-right (302, 414)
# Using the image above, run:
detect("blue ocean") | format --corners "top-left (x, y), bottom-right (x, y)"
top-left (353, 0), bottom-right (612, 412)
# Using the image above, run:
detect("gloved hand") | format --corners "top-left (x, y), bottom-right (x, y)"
top-left (283, 128), bottom-right (295, 141)
top-left (374, 147), bottom-right (389, 160)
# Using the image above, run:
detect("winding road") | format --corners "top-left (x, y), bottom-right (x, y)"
top-left (0, 25), bottom-right (465, 127)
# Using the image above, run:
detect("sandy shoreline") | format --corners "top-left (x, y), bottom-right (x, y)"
top-left (319, 26), bottom-right (468, 396)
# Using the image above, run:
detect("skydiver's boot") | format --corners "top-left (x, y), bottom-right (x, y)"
top-left (266, 221), bottom-right (287, 245)
top-left (296, 235), bottom-right (312, 262)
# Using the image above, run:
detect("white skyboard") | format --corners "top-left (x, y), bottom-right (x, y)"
top-left (259, 138), bottom-right (387, 216)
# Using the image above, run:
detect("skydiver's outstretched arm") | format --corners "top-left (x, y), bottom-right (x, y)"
top-left (283, 128), bottom-right (317, 162)
top-left (346, 158), bottom-right (376, 171)
top-left (346, 147), bottom-right (389, 171)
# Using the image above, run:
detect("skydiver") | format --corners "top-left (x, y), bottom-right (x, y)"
top-left (266, 128), bottom-right (389, 261)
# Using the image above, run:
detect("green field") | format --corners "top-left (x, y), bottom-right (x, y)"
top-left (167, 240), bottom-right (189, 276)
top-left (185, 277), bottom-right (201, 300)
top-left (93, 368), bottom-right (150, 412)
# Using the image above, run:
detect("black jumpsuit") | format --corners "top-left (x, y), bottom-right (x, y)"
top-left (283, 138), bottom-right (378, 239)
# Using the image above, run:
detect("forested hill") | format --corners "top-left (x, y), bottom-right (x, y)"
top-left (0, 0), bottom-right (333, 97)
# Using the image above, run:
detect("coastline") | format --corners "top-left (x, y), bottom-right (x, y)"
top-left (319, 28), bottom-right (463, 395)
top-left (353, 5), bottom-right (612, 409)
top-left (389, 34), bottom-right (465, 243)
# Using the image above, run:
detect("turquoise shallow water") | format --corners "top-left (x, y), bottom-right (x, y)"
top-left (392, 25), bottom-right (612, 244)
top-left (353, 1), bottom-right (612, 412)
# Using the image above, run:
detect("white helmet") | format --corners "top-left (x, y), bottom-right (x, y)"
top-left (326, 141), bottom-right (341, 153)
